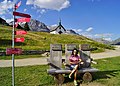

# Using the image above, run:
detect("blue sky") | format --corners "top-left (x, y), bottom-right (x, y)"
top-left (0, 0), bottom-right (120, 41)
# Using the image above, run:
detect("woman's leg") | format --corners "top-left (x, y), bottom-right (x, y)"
top-left (74, 70), bottom-right (78, 80)
top-left (69, 65), bottom-right (78, 78)
top-left (74, 70), bottom-right (78, 86)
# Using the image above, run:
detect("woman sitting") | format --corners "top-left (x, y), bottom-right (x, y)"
top-left (69, 48), bottom-right (82, 86)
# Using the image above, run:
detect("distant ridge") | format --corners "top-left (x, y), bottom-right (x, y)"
top-left (93, 38), bottom-right (111, 44)
top-left (111, 38), bottom-right (120, 45)
top-left (0, 17), bottom-right (9, 25)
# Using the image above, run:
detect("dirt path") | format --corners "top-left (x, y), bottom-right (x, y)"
top-left (0, 58), bottom-right (47, 67)
top-left (0, 47), bottom-right (120, 67)
top-left (91, 48), bottom-right (120, 59)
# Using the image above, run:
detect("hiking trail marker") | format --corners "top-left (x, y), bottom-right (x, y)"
top-left (8, 1), bottom-right (31, 86)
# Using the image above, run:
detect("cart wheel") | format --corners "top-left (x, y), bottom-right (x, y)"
top-left (54, 74), bottom-right (65, 85)
top-left (82, 72), bottom-right (92, 82)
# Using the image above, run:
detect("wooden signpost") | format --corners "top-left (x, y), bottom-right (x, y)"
top-left (7, 1), bottom-right (31, 86)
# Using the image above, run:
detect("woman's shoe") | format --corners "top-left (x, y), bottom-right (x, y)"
top-left (69, 75), bottom-right (71, 79)
top-left (74, 80), bottom-right (78, 86)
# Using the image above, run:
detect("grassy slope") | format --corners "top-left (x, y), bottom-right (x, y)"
top-left (0, 24), bottom-right (114, 52)
top-left (0, 56), bottom-right (120, 86)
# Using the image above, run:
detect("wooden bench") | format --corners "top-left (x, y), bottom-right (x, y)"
top-left (47, 44), bottom-right (99, 85)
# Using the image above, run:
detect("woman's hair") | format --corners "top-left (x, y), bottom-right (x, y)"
top-left (71, 48), bottom-right (79, 56)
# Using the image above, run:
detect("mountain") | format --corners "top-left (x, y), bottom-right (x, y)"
top-left (0, 17), bottom-right (9, 26)
top-left (9, 19), bottom-right (50, 32)
top-left (27, 19), bottom-right (50, 32)
top-left (93, 38), bottom-right (111, 44)
top-left (47, 25), bottom-right (57, 32)
top-left (66, 30), bottom-right (79, 35)
top-left (111, 38), bottom-right (120, 45)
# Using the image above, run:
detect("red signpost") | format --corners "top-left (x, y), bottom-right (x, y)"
top-left (14, 38), bottom-right (25, 42)
top-left (15, 18), bottom-right (30, 22)
top-left (15, 30), bottom-right (27, 35)
top-left (13, 12), bottom-right (31, 18)
top-left (10, 1), bottom-right (31, 86)
top-left (6, 48), bottom-right (22, 55)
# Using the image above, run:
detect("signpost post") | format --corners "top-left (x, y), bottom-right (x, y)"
top-left (12, 4), bottom-right (16, 86)
top-left (10, 1), bottom-right (31, 86)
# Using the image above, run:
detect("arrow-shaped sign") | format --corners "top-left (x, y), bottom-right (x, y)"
top-left (13, 12), bottom-right (31, 18)
top-left (15, 30), bottom-right (27, 35)
top-left (15, 37), bottom-right (25, 42)
top-left (15, 18), bottom-right (30, 22)
top-left (6, 48), bottom-right (22, 55)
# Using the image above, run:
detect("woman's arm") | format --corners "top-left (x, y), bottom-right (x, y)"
top-left (70, 61), bottom-right (79, 65)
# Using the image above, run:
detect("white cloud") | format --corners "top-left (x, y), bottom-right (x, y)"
top-left (72, 29), bottom-right (83, 33)
top-left (104, 38), bottom-right (112, 41)
top-left (77, 29), bottom-right (83, 32)
top-left (6, 18), bottom-right (13, 23)
top-left (94, 33), bottom-right (113, 37)
top-left (88, 0), bottom-right (101, 2)
top-left (40, 9), bottom-right (46, 14)
top-left (1, 16), bottom-right (13, 23)
top-left (94, 33), bottom-right (113, 41)
top-left (24, 8), bottom-right (27, 12)
top-left (70, 27), bottom-right (93, 38)
top-left (86, 27), bottom-right (93, 32)
top-left (51, 24), bottom-right (58, 27)
top-left (80, 32), bottom-right (93, 38)
top-left (26, 0), bottom-right (34, 5)
top-left (0, 0), bottom-right (15, 15)
top-left (26, 0), bottom-right (70, 11)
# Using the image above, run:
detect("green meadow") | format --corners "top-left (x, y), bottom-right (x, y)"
top-left (0, 56), bottom-right (120, 86)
